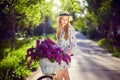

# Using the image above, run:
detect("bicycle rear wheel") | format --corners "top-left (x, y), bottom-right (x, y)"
top-left (37, 75), bottom-right (53, 80)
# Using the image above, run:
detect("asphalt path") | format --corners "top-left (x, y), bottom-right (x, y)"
top-left (69, 32), bottom-right (120, 80)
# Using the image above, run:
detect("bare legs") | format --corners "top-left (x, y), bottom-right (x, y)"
top-left (56, 69), bottom-right (64, 80)
top-left (63, 69), bottom-right (70, 80)
top-left (56, 68), bottom-right (70, 80)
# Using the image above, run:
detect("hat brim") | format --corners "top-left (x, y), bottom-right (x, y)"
top-left (57, 16), bottom-right (73, 21)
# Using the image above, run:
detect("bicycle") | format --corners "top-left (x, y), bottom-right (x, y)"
top-left (37, 74), bottom-right (56, 80)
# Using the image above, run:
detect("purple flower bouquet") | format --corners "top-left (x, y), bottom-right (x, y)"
top-left (26, 38), bottom-right (71, 68)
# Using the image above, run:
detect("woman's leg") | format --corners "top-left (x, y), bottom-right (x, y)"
top-left (63, 68), bottom-right (70, 80)
top-left (56, 69), bottom-right (64, 80)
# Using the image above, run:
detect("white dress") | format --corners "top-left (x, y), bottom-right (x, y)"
top-left (56, 24), bottom-right (76, 69)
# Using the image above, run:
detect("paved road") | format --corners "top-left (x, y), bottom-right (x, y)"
top-left (69, 32), bottom-right (120, 80)
top-left (26, 32), bottom-right (120, 80)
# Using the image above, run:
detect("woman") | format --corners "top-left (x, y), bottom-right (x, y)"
top-left (56, 12), bottom-right (76, 80)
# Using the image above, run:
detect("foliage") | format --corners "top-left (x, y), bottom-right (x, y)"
top-left (0, 37), bottom-right (37, 79)
top-left (14, 66), bottom-right (31, 79)
top-left (59, 0), bottom-right (80, 12)
top-left (0, 40), bottom-right (11, 60)
top-left (86, 12), bottom-right (98, 27)
top-left (86, 0), bottom-right (120, 44)
top-left (0, 34), bottom-right (58, 79)
top-left (0, 0), bottom-right (53, 50)
top-left (81, 28), bottom-right (88, 35)
top-left (112, 47), bottom-right (120, 57)
top-left (73, 17), bottom-right (87, 30)
top-left (0, 0), bottom-right (53, 28)
top-left (0, 55), bottom-right (31, 80)
top-left (0, 56), bottom-right (19, 80)
top-left (33, 23), bottom-right (55, 36)
top-left (86, 28), bottom-right (98, 39)
top-left (45, 33), bottom-right (56, 41)
top-left (97, 38), bottom-right (114, 53)
top-left (86, 0), bottom-right (112, 23)
top-left (81, 28), bottom-right (99, 39)
top-left (97, 38), bottom-right (120, 57)
top-left (17, 0), bottom-right (53, 27)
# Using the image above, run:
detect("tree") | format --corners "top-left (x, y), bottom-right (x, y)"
top-left (86, 0), bottom-right (113, 38)
top-left (0, 0), bottom-right (52, 50)
top-left (86, 0), bottom-right (120, 48)
top-left (110, 0), bottom-right (120, 41)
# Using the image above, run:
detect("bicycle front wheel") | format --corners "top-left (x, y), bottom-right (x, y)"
top-left (37, 75), bottom-right (53, 80)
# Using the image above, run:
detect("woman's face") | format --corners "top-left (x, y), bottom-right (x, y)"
top-left (60, 16), bottom-right (69, 27)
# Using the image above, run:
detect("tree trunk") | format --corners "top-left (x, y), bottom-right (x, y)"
top-left (10, 5), bottom-right (16, 50)
top-left (11, 19), bottom-right (16, 50)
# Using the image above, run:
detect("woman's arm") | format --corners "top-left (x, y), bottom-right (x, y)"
top-left (69, 24), bottom-right (76, 50)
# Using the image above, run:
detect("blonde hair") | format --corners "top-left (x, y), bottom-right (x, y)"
top-left (57, 16), bottom-right (70, 40)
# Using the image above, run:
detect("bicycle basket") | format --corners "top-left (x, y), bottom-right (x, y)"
top-left (40, 58), bottom-right (57, 74)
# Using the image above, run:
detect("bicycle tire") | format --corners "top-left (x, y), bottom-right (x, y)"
top-left (37, 75), bottom-right (53, 80)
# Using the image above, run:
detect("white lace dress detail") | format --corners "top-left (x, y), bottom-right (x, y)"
top-left (56, 24), bottom-right (76, 69)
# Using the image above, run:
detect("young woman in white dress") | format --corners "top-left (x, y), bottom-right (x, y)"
top-left (56, 11), bottom-right (76, 80)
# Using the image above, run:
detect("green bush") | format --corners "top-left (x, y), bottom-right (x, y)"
top-left (0, 53), bottom-right (31, 80)
top-left (86, 28), bottom-right (98, 39)
top-left (0, 34), bottom-right (56, 79)
top-left (112, 47), bottom-right (120, 57)
top-left (0, 40), bottom-right (10, 60)
top-left (0, 50), bottom-right (35, 80)
top-left (15, 39), bottom-right (31, 50)
top-left (81, 28), bottom-right (99, 40)
top-left (14, 66), bottom-right (31, 79)
top-left (73, 17), bottom-right (87, 31)
top-left (97, 38), bottom-right (120, 57)
top-left (0, 39), bottom-right (36, 79)
top-left (97, 38), bottom-right (114, 53)
top-left (81, 28), bottom-right (88, 35)
top-left (0, 56), bottom-right (19, 80)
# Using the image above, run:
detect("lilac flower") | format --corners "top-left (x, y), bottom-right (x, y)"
top-left (46, 51), bottom-right (51, 60)
top-left (27, 59), bottom-right (33, 68)
top-left (44, 38), bottom-right (55, 45)
top-left (62, 54), bottom-right (71, 64)
top-left (39, 50), bottom-right (44, 57)
top-left (26, 38), bottom-right (71, 67)
top-left (26, 47), bottom-right (35, 60)
top-left (55, 53), bottom-right (63, 64)
top-left (37, 43), bottom-right (41, 49)
top-left (30, 52), bottom-right (36, 59)
top-left (36, 39), bottom-right (40, 43)
top-left (49, 46), bottom-right (55, 52)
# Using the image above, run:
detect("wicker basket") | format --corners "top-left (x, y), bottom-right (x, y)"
top-left (40, 58), bottom-right (57, 74)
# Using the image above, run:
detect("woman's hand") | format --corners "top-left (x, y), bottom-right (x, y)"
top-left (67, 50), bottom-right (73, 56)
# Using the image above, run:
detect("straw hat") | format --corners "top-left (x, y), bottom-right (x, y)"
top-left (58, 11), bottom-right (73, 21)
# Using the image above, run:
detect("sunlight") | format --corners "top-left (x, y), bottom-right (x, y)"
top-left (51, 0), bottom-right (62, 14)
top-left (52, 6), bottom-right (58, 12)
top-left (78, 0), bottom-right (88, 7)
top-left (53, 0), bottom-right (61, 6)
top-left (45, 0), bottom-right (51, 2)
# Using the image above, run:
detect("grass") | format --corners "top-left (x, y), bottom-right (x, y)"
top-left (0, 33), bottom-right (56, 80)
top-left (97, 38), bottom-right (120, 57)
